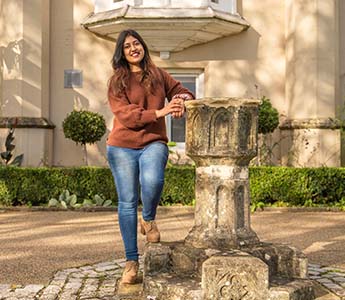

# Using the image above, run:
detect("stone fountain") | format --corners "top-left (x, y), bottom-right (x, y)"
top-left (143, 98), bottom-right (315, 300)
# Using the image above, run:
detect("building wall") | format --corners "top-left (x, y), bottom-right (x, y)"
top-left (0, 0), bottom-right (53, 166)
top-left (0, 0), bottom-right (343, 167)
top-left (156, 0), bottom-right (286, 165)
top-left (50, 0), bottom-right (114, 166)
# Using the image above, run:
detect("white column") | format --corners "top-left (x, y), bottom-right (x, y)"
top-left (282, 0), bottom-right (341, 166)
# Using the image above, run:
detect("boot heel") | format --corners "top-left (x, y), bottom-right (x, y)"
top-left (140, 221), bottom-right (146, 236)
top-left (140, 219), bottom-right (160, 243)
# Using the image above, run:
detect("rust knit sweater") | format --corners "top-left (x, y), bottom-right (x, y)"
top-left (107, 68), bottom-right (194, 149)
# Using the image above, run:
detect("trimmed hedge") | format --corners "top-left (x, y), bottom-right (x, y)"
top-left (0, 167), bottom-right (116, 206)
top-left (250, 167), bottom-right (345, 206)
top-left (162, 166), bottom-right (195, 205)
top-left (0, 166), bottom-right (195, 206)
top-left (1, 166), bottom-right (345, 207)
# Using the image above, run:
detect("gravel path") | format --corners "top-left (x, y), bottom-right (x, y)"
top-left (1, 207), bottom-right (345, 299)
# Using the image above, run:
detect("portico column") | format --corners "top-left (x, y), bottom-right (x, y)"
top-left (282, 0), bottom-right (341, 167)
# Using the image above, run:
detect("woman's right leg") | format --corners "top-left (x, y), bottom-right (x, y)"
top-left (107, 145), bottom-right (140, 262)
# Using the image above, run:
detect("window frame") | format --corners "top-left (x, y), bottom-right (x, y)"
top-left (165, 69), bottom-right (204, 149)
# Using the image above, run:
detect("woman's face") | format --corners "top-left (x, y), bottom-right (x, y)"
top-left (123, 35), bottom-right (145, 71)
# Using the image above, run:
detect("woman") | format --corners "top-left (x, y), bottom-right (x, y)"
top-left (107, 29), bottom-right (194, 284)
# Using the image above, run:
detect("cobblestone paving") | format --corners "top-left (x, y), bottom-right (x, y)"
top-left (0, 259), bottom-right (143, 300)
top-left (1, 261), bottom-right (345, 299)
top-left (309, 263), bottom-right (345, 298)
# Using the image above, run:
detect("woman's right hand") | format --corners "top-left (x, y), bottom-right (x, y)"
top-left (155, 99), bottom-right (184, 119)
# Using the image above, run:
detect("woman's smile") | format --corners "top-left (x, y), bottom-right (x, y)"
top-left (123, 35), bottom-right (145, 71)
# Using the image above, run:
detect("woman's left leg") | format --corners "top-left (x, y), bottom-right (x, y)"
top-left (139, 142), bottom-right (169, 221)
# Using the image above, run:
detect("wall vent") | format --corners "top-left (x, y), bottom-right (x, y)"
top-left (64, 70), bottom-right (83, 88)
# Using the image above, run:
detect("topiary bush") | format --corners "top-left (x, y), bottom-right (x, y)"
top-left (62, 110), bottom-right (106, 165)
top-left (258, 96), bottom-right (279, 134)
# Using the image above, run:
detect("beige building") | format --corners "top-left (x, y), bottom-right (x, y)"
top-left (0, 0), bottom-right (344, 167)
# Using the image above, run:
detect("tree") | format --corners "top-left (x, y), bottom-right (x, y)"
top-left (62, 110), bottom-right (106, 165)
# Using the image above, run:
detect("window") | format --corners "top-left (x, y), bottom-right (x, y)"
top-left (166, 71), bottom-right (204, 146)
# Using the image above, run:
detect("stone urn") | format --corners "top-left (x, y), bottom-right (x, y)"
top-left (184, 97), bottom-right (260, 250)
top-left (143, 98), bottom-right (315, 300)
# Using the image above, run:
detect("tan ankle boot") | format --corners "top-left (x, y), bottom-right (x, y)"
top-left (140, 219), bottom-right (160, 243)
top-left (121, 260), bottom-right (139, 284)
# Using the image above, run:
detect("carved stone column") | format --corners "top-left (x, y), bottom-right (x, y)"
top-left (184, 98), bottom-right (260, 249)
top-left (143, 97), bottom-right (315, 300)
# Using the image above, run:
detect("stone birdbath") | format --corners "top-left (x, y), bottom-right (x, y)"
top-left (143, 98), bottom-right (315, 300)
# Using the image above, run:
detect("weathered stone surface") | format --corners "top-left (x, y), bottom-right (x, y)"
top-left (184, 166), bottom-right (259, 249)
top-left (184, 99), bottom-right (260, 250)
top-left (185, 98), bottom-right (260, 165)
top-left (202, 253), bottom-right (269, 300)
top-left (170, 243), bottom-right (208, 275)
top-left (246, 242), bottom-right (309, 280)
top-left (144, 243), bottom-right (172, 275)
top-left (143, 97), bottom-right (315, 300)
top-left (269, 278), bottom-right (315, 300)
top-left (144, 273), bottom-right (202, 300)
top-left (39, 284), bottom-right (61, 300)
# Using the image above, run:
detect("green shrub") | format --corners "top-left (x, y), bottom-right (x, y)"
top-left (63, 110), bottom-right (106, 145)
top-left (47, 191), bottom-right (112, 209)
top-left (62, 110), bottom-right (107, 165)
top-left (0, 124), bottom-right (24, 166)
top-left (0, 167), bottom-right (116, 206)
top-left (249, 167), bottom-right (345, 206)
top-left (2, 166), bottom-right (345, 208)
top-left (0, 180), bottom-right (11, 206)
top-left (258, 96), bottom-right (279, 134)
top-left (0, 166), bottom-right (196, 206)
top-left (162, 166), bottom-right (195, 205)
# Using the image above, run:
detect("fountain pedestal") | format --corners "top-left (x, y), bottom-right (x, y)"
top-left (143, 98), bottom-right (315, 300)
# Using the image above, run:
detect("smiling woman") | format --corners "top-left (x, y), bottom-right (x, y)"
top-left (122, 36), bottom-right (145, 71)
top-left (106, 29), bottom-right (194, 284)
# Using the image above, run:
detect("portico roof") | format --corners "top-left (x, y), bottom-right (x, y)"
top-left (81, 5), bottom-right (250, 53)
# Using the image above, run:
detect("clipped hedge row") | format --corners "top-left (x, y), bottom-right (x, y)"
top-left (1, 166), bottom-right (345, 207)
top-left (0, 166), bottom-right (195, 206)
top-left (250, 167), bottom-right (345, 206)
top-left (0, 167), bottom-right (116, 206)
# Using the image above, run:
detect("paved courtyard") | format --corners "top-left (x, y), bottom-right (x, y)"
top-left (1, 207), bottom-right (345, 299)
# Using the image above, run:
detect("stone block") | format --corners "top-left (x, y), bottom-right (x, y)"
top-left (248, 243), bottom-right (308, 280)
top-left (144, 273), bottom-right (202, 300)
top-left (144, 243), bottom-right (172, 275)
top-left (202, 252), bottom-right (269, 300)
top-left (170, 243), bottom-right (208, 275)
top-left (268, 278), bottom-right (315, 300)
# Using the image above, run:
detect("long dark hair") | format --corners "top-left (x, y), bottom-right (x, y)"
top-left (109, 29), bottom-right (157, 95)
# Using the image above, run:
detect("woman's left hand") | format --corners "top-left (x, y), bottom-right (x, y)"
top-left (171, 98), bottom-right (185, 119)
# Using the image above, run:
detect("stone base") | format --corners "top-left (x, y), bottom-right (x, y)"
top-left (145, 273), bottom-right (202, 300)
top-left (143, 242), bottom-right (315, 300)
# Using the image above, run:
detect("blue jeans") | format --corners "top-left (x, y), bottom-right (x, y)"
top-left (107, 142), bottom-right (169, 261)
